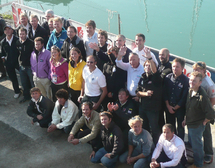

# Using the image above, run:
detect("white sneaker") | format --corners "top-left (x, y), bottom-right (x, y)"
top-left (14, 93), bottom-right (20, 99)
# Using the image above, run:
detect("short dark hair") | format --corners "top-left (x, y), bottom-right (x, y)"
top-left (118, 88), bottom-right (129, 96)
top-left (85, 20), bottom-right (96, 29)
top-left (136, 33), bottom-right (145, 41)
top-left (173, 58), bottom-right (185, 69)
top-left (190, 71), bottom-right (203, 81)
top-left (70, 47), bottom-right (82, 62)
top-left (67, 26), bottom-right (77, 33)
top-left (34, 37), bottom-right (44, 44)
top-left (19, 27), bottom-right (27, 34)
top-left (163, 124), bottom-right (174, 133)
top-left (81, 101), bottom-right (93, 110)
top-left (30, 87), bottom-right (41, 94)
top-left (99, 111), bottom-right (113, 119)
top-left (98, 29), bottom-right (108, 40)
top-left (55, 89), bottom-right (69, 100)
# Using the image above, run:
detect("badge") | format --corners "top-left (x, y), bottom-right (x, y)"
top-left (52, 74), bottom-right (57, 83)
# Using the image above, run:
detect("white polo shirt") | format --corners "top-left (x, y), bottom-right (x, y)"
top-left (116, 60), bottom-right (144, 96)
top-left (83, 66), bottom-right (106, 96)
top-left (83, 32), bottom-right (98, 56)
top-left (133, 46), bottom-right (158, 67)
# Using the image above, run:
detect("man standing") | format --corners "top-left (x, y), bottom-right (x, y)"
top-left (193, 62), bottom-right (215, 164)
top-left (46, 17), bottom-right (67, 50)
top-left (16, 27), bottom-right (35, 103)
top-left (29, 14), bottom-right (48, 47)
top-left (16, 13), bottom-right (31, 36)
top-left (164, 58), bottom-right (189, 140)
top-left (182, 72), bottom-right (214, 168)
top-left (1, 25), bottom-right (21, 98)
top-left (27, 87), bottom-right (54, 128)
top-left (68, 102), bottom-right (101, 147)
top-left (31, 37), bottom-right (52, 99)
top-left (136, 57), bottom-right (163, 144)
top-left (47, 89), bottom-right (79, 134)
top-left (150, 124), bottom-right (186, 168)
top-left (133, 33), bottom-right (158, 67)
top-left (119, 116), bottom-right (154, 168)
top-left (116, 50), bottom-right (144, 101)
top-left (78, 55), bottom-right (107, 112)
top-left (83, 20), bottom-right (98, 57)
top-left (90, 111), bottom-right (124, 168)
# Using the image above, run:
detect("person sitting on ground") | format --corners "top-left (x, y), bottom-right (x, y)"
top-left (61, 26), bottom-right (86, 62)
top-left (90, 111), bottom-right (124, 168)
top-left (27, 87), bottom-right (54, 128)
top-left (46, 17), bottom-right (68, 50)
top-left (68, 47), bottom-right (86, 107)
top-left (150, 124), bottom-right (187, 168)
top-left (47, 89), bottom-right (78, 134)
top-left (119, 115), bottom-right (154, 168)
top-left (107, 88), bottom-right (137, 147)
top-left (68, 101), bottom-right (101, 147)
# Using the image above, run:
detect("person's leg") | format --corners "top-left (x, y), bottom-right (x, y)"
top-left (175, 108), bottom-right (185, 140)
top-left (63, 121), bottom-right (76, 134)
top-left (139, 106), bottom-right (150, 132)
top-left (41, 78), bottom-right (52, 100)
top-left (33, 76), bottom-right (47, 98)
top-left (188, 124), bottom-right (205, 167)
top-left (165, 108), bottom-right (176, 133)
top-left (0, 57), bottom-right (6, 78)
top-left (203, 122), bottom-right (213, 159)
top-left (91, 147), bottom-right (107, 163)
top-left (19, 67), bottom-right (31, 99)
top-left (26, 67), bottom-right (35, 88)
top-left (77, 129), bottom-right (91, 139)
top-left (119, 151), bottom-right (128, 163)
top-left (6, 65), bottom-right (20, 94)
top-left (68, 87), bottom-right (80, 107)
top-left (38, 116), bottom-right (52, 128)
top-left (134, 158), bottom-right (149, 168)
top-left (101, 154), bottom-right (119, 168)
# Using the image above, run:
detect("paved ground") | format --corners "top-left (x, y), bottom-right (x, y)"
top-left (0, 75), bottom-right (214, 168)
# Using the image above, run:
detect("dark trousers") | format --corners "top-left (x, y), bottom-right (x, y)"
top-left (139, 106), bottom-right (161, 144)
top-left (68, 87), bottom-right (80, 107)
top-left (0, 58), bottom-right (6, 76)
top-left (38, 117), bottom-right (52, 128)
top-left (156, 150), bottom-right (186, 168)
top-left (158, 101), bottom-right (166, 132)
top-left (165, 107), bottom-right (185, 140)
top-left (51, 82), bottom-right (68, 102)
top-left (6, 64), bottom-right (20, 94)
top-left (19, 66), bottom-right (34, 99)
top-left (203, 122), bottom-right (214, 156)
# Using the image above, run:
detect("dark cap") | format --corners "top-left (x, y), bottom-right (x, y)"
top-left (4, 25), bottom-right (13, 30)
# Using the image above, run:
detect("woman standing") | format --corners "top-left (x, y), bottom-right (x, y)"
top-left (50, 45), bottom-right (68, 102)
top-left (68, 47), bottom-right (86, 106)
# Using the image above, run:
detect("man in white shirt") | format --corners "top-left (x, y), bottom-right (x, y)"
top-left (116, 48), bottom-right (144, 101)
top-left (83, 20), bottom-right (98, 57)
top-left (78, 55), bottom-right (107, 113)
top-left (16, 13), bottom-right (31, 36)
top-left (133, 33), bottom-right (158, 67)
top-left (150, 124), bottom-right (186, 168)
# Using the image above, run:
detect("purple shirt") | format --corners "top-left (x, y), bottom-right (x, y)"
top-left (31, 48), bottom-right (51, 79)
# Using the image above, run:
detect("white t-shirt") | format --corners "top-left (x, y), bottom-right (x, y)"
top-left (201, 75), bottom-right (215, 98)
top-left (83, 66), bottom-right (106, 96)
top-left (83, 32), bottom-right (98, 56)
top-left (133, 46), bottom-right (158, 67)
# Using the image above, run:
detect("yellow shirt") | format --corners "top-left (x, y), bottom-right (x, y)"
top-left (68, 60), bottom-right (86, 90)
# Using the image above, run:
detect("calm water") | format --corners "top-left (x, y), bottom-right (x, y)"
top-left (1, 0), bottom-right (215, 67)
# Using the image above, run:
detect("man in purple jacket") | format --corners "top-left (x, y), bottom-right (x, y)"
top-left (30, 37), bottom-right (52, 99)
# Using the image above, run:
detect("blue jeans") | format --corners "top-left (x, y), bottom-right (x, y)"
top-left (19, 66), bottom-right (34, 99)
top-left (91, 147), bottom-right (118, 168)
top-left (188, 124), bottom-right (205, 167)
top-left (119, 151), bottom-right (150, 168)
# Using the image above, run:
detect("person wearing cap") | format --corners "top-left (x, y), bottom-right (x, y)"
top-left (119, 115), bottom-right (154, 168)
top-left (1, 25), bottom-right (22, 98)
top-left (90, 111), bottom-right (124, 168)
top-left (192, 61), bottom-right (215, 164)
top-left (182, 71), bottom-right (214, 168)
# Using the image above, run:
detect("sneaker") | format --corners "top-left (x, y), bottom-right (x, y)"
top-left (14, 93), bottom-right (21, 99)
top-left (204, 155), bottom-right (213, 164)
top-left (187, 164), bottom-right (200, 168)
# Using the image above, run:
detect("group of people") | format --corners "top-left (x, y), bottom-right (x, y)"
top-left (0, 9), bottom-right (215, 168)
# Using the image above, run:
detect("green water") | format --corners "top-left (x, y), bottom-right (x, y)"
top-left (1, 0), bottom-right (215, 67)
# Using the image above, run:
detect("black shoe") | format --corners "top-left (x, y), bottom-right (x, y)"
top-left (0, 74), bottom-right (6, 80)
top-left (19, 98), bottom-right (30, 104)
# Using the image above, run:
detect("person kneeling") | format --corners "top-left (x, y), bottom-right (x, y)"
top-left (47, 89), bottom-right (79, 134)
top-left (119, 115), bottom-right (154, 168)
top-left (27, 87), bottom-right (54, 128)
top-left (90, 111), bottom-right (124, 168)
top-left (150, 124), bottom-right (187, 168)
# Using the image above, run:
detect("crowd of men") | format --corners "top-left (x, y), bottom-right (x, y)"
top-left (0, 9), bottom-right (215, 168)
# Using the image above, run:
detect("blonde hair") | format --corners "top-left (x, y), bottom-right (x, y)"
top-left (128, 115), bottom-right (143, 127)
top-left (20, 13), bottom-right (28, 20)
top-left (53, 17), bottom-right (62, 24)
top-left (48, 18), bottom-right (54, 24)
top-left (30, 14), bottom-right (39, 21)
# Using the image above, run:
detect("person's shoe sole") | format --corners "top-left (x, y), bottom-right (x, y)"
top-left (204, 156), bottom-right (213, 164)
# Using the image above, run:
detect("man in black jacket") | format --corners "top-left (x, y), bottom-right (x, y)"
top-left (0, 17), bottom-right (6, 79)
top-left (61, 26), bottom-right (86, 62)
top-left (29, 14), bottom-right (48, 48)
top-left (1, 25), bottom-right (21, 98)
top-left (17, 27), bottom-right (35, 103)
top-left (27, 87), bottom-right (54, 128)
top-left (90, 111), bottom-right (124, 168)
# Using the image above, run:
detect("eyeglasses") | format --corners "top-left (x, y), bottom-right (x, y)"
top-left (196, 62), bottom-right (206, 69)
top-left (87, 61), bottom-right (94, 64)
top-left (131, 116), bottom-right (141, 120)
